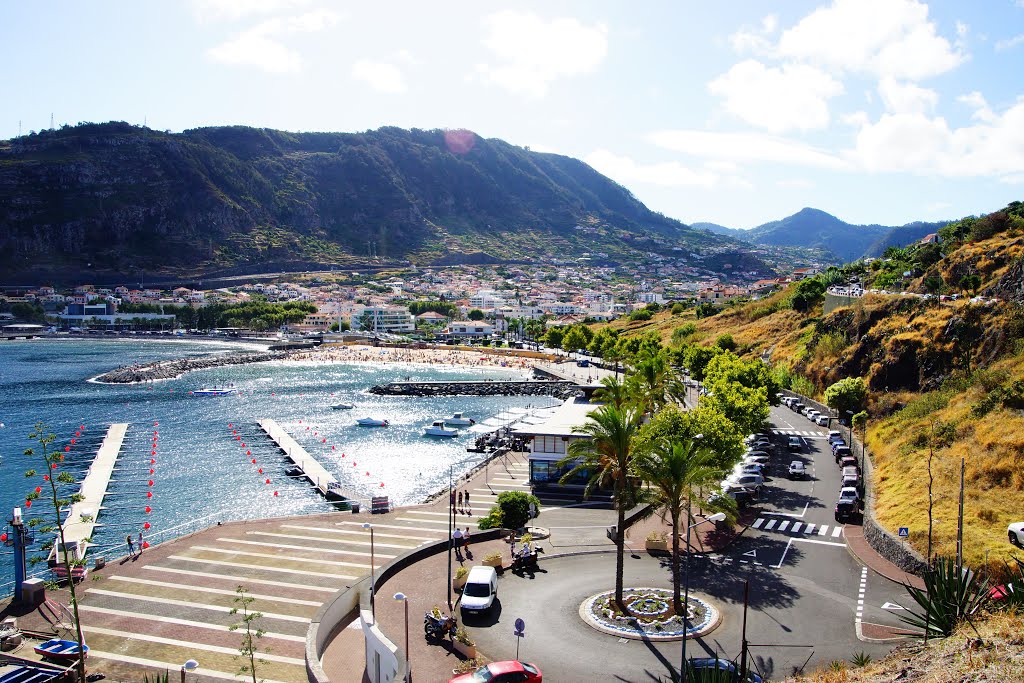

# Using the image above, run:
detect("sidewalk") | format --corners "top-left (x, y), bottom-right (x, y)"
top-left (843, 523), bottom-right (925, 590)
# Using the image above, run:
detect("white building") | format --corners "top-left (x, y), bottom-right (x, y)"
top-left (354, 306), bottom-right (415, 333)
top-left (513, 398), bottom-right (602, 489)
top-left (445, 321), bottom-right (495, 338)
top-left (469, 289), bottom-right (505, 310)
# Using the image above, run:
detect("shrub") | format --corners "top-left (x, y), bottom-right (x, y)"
top-left (899, 556), bottom-right (990, 638)
top-left (629, 309), bottom-right (653, 322)
top-left (481, 490), bottom-right (541, 530)
top-left (671, 303), bottom-right (685, 315)
top-left (454, 626), bottom-right (474, 646)
top-left (715, 333), bottom-right (736, 352)
top-left (671, 323), bottom-right (698, 346)
top-left (454, 566), bottom-right (468, 580)
top-left (483, 552), bottom-right (503, 563)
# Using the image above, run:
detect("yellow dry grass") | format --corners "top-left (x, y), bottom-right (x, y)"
top-left (780, 612), bottom-right (1024, 682)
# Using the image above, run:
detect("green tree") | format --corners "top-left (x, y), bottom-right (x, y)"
top-left (634, 405), bottom-right (745, 473)
top-left (682, 344), bottom-right (723, 382)
top-left (562, 326), bottom-right (588, 353)
top-left (229, 585), bottom-right (266, 683)
top-left (670, 323), bottom-right (697, 346)
top-left (557, 404), bottom-right (643, 611)
top-left (694, 303), bottom-right (720, 319)
top-left (789, 277), bottom-right (827, 312)
top-left (824, 377), bottom-right (868, 415)
top-left (633, 438), bottom-right (733, 613)
top-left (714, 333), bottom-right (736, 352)
top-left (959, 274), bottom-right (982, 295)
top-left (24, 423), bottom-right (88, 682)
top-left (670, 302), bottom-right (685, 315)
top-left (467, 308), bottom-right (485, 321)
top-left (477, 490), bottom-right (542, 530)
top-left (704, 353), bottom-right (782, 406)
top-left (543, 326), bottom-right (565, 349)
top-left (626, 350), bottom-right (683, 413)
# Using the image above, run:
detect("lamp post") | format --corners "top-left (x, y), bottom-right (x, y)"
top-left (845, 410), bottom-right (854, 447)
top-left (447, 464), bottom-right (454, 611)
top-left (180, 658), bottom-right (199, 683)
top-left (363, 522), bottom-right (375, 618)
top-left (680, 511), bottom-right (727, 682)
top-left (393, 592), bottom-right (410, 683)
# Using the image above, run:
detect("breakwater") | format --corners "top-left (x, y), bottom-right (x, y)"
top-left (369, 380), bottom-right (577, 399)
top-left (93, 350), bottom-right (288, 383)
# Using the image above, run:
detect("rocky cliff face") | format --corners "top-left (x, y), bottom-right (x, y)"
top-left (0, 122), bottom-right (742, 279)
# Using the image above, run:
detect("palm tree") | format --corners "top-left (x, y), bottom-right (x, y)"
top-left (557, 403), bottom-right (643, 611)
top-left (592, 375), bottom-right (632, 409)
top-left (633, 437), bottom-right (733, 613)
top-left (627, 350), bottom-right (684, 413)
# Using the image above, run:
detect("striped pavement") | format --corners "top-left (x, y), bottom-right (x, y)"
top-left (751, 516), bottom-right (845, 539)
top-left (31, 448), bottom-right (547, 682)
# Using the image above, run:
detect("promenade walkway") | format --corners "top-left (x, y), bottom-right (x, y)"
top-left (60, 423), bottom-right (128, 560)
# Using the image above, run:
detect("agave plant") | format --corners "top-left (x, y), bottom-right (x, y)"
top-left (899, 556), bottom-right (990, 638)
top-left (987, 558), bottom-right (1024, 611)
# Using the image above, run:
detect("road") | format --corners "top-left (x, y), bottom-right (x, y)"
top-left (463, 404), bottom-right (917, 681)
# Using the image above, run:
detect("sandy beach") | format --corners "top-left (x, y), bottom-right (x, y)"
top-left (289, 343), bottom-right (542, 370)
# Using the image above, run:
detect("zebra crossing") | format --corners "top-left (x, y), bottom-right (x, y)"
top-left (771, 429), bottom-right (828, 438)
top-left (751, 516), bottom-right (845, 539)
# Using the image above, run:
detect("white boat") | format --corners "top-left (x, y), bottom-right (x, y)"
top-left (191, 387), bottom-right (234, 396)
top-left (331, 402), bottom-right (355, 410)
top-left (356, 417), bottom-right (390, 427)
top-left (444, 412), bottom-right (475, 426)
top-left (424, 420), bottom-right (459, 437)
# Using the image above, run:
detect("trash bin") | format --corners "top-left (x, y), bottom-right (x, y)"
top-left (350, 501), bottom-right (361, 514)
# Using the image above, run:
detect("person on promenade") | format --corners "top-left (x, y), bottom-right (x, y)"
top-left (138, 531), bottom-right (144, 556)
top-left (463, 527), bottom-right (472, 559)
top-left (126, 534), bottom-right (135, 558)
top-left (463, 490), bottom-right (470, 515)
top-left (457, 490), bottom-right (463, 509)
top-left (450, 488), bottom-right (456, 510)
top-left (453, 528), bottom-right (464, 561)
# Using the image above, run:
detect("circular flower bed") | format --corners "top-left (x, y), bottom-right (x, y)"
top-left (579, 587), bottom-right (719, 641)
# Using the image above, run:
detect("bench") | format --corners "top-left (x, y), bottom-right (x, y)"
top-left (371, 496), bottom-right (390, 514)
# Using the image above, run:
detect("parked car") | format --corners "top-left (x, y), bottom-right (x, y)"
top-left (1009, 522), bottom-right (1024, 548)
top-left (835, 498), bottom-right (861, 523)
top-left (833, 446), bottom-right (852, 462)
top-left (744, 453), bottom-right (771, 466)
top-left (788, 461), bottom-right (807, 479)
top-left (685, 658), bottom-right (763, 683)
top-left (842, 471), bottom-right (860, 488)
top-left (828, 431), bottom-right (845, 446)
top-left (733, 462), bottom-right (765, 477)
top-left (449, 660), bottom-right (542, 683)
top-left (793, 402), bottom-right (805, 412)
top-left (460, 566), bottom-right (498, 615)
top-left (815, 414), bottom-right (830, 426)
top-left (712, 483), bottom-right (756, 508)
top-left (788, 436), bottom-right (803, 452)
top-left (838, 486), bottom-right (862, 508)
top-left (724, 473), bottom-right (764, 492)
top-left (840, 456), bottom-right (859, 471)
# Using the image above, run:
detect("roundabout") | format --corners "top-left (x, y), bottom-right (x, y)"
top-left (579, 587), bottom-right (720, 641)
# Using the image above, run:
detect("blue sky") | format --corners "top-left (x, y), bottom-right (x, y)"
top-left (2, 0), bottom-right (1023, 229)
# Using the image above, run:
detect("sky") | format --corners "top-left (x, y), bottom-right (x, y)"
top-left (2, 0), bottom-right (1023, 229)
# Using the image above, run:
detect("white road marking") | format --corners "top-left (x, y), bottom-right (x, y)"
top-left (832, 526), bottom-right (844, 538)
top-left (78, 605), bottom-right (306, 642)
top-left (190, 545), bottom-right (370, 569)
top-left (818, 525), bottom-right (829, 536)
top-left (336, 521), bottom-right (445, 535)
top-left (778, 521), bottom-right (791, 532)
top-left (166, 554), bottom-right (355, 580)
top-left (791, 522), bottom-right (802, 533)
top-left (85, 650), bottom-right (293, 683)
top-left (219, 537), bottom-right (394, 560)
top-left (752, 518), bottom-right (764, 529)
top-left (85, 588), bottom-right (311, 622)
top-left (764, 519), bottom-right (777, 530)
top-left (82, 625), bottom-right (306, 665)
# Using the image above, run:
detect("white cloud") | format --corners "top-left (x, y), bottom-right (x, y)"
top-left (729, 15), bottom-right (777, 54)
top-left (206, 10), bottom-right (339, 73)
top-left (846, 97), bottom-right (1024, 177)
top-left (351, 59), bottom-right (407, 94)
top-left (996, 34), bottom-right (1024, 50)
top-left (192, 0), bottom-right (310, 23)
top-left (585, 149), bottom-right (720, 188)
top-left (708, 60), bottom-right (843, 133)
top-left (877, 77), bottom-right (937, 114)
top-left (475, 11), bottom-right (608, 97)
top-left (957, 91), bottom-right (996, 122)
top-left (648, 129), bottom-right (847, 170)
top-left (777, 0), bottom-right (964, 80)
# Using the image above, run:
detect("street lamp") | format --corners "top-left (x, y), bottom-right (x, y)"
top-left (680, 511), bottom-right (727, 683)
top-left (180, 658), bottom-right (199, 683)
top-left (363, 522), bottom-right (375, 618)
top-left (393, 592), bottom-right (410, 683)
top-left (845, 410), bottom-right (854, 446)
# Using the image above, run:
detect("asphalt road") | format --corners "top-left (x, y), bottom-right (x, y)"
top-left (461, 404), bottom-right (917, 681)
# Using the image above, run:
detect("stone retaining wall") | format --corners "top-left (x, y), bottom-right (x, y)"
top-left (94, 350), bottom-right (287, 383)
top-left (369, 381), bottom-right (578, 399)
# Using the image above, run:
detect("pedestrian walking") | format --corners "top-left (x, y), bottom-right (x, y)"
top-left (453, 528), bottom-right (464, 560)
top-left (450, 488), bottom-right (456, 509)
top-left (137, 531), bottom-right (144, 555)
top-left (463, 490), bottom-right (469, 506)
top-left (463, 527), bottom-right (471, 551)
top-left (126, 534), bottom-right (135, 558)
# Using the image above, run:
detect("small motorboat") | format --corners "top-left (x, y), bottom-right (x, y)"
top-left (444, 412), bottom-right (475, 426)
top-left (34, 638), bottom-right (89, 662)
top-left (357, 418), bottom-right (390, 427)
top-left (331, 402), bottom-right (355, 410)
top-left (424, 420), bottom-right (459, 437)
top-left (191, 387), bottom-right (234, 396)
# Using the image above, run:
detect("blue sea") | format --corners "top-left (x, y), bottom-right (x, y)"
top-left (0, 338), bottom-right (545, 595)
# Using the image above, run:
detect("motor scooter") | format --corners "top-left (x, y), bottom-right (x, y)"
top-left (423, 611), bottom-right (457, 640)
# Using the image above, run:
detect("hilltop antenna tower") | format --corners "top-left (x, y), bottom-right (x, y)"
top-left (50, 113), bottom-right (54, 129)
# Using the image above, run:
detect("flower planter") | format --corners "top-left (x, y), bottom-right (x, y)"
top-left (452, 575), bottom-right (467, 592)
top-left (645, 539), bottom-right (669, 552)
top-left (482, 555), bottom-right (503, 568)
top-left (453, 639), bottom-right (476, 658)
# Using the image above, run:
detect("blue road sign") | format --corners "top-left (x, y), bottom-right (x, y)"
top-left (898, 527), bottom-right (909, 537)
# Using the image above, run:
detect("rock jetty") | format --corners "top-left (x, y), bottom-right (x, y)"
top-left (94, 351), bottom-right (288, 384)
top-left (369, 380), bottom-right (578, 399)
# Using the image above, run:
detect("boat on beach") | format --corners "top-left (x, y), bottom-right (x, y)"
top-left (424, 420), bottom-right (459, 437)
top-left (191, 387), bottom-right (234, 396)
top-left (331, 402), bottom-right (355, 410)
top-left (356, 417), bottom-right (390, 427)
top-left (444, 412), bottom-right (475, 426)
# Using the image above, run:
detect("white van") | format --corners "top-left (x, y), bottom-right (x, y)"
top-left (460, 565), bottom-right (498, 614)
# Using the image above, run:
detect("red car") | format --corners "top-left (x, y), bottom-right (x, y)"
top-left (449, 660), bottom-right (542, 683)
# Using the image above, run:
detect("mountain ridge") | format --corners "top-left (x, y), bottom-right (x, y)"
top-left (0, 122), bottom-right (765, 280)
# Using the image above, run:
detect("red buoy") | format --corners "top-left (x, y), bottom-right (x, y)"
top-left (143, 522), bottom-right (151, 530)
top-left (265, 478), bottom-right (270, 484)
top-left (147, 491), bottom-right (153, 498)
top-left (148, 480), bottom-right (154, 486)
top-left (145, 506), bottom-right (151, 513)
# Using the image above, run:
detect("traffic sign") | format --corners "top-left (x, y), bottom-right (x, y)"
top-left (513, 617), bottom-right (525, 658)
top-left (898, 527), bottom-right (909, 538)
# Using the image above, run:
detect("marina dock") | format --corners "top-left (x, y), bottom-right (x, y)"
top-left (60, 423), bottom-right (128, 559)
top-left (257, 419), bottom-right (365, 504)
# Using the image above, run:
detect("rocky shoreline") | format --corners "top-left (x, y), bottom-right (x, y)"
top-left (93, 350), bottom-right (289, 384)
top-left (369, 380), bottom-right (578, 399)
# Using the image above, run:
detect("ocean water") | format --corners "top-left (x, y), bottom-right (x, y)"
top-left (0, 338), bottom-right (547, 594)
